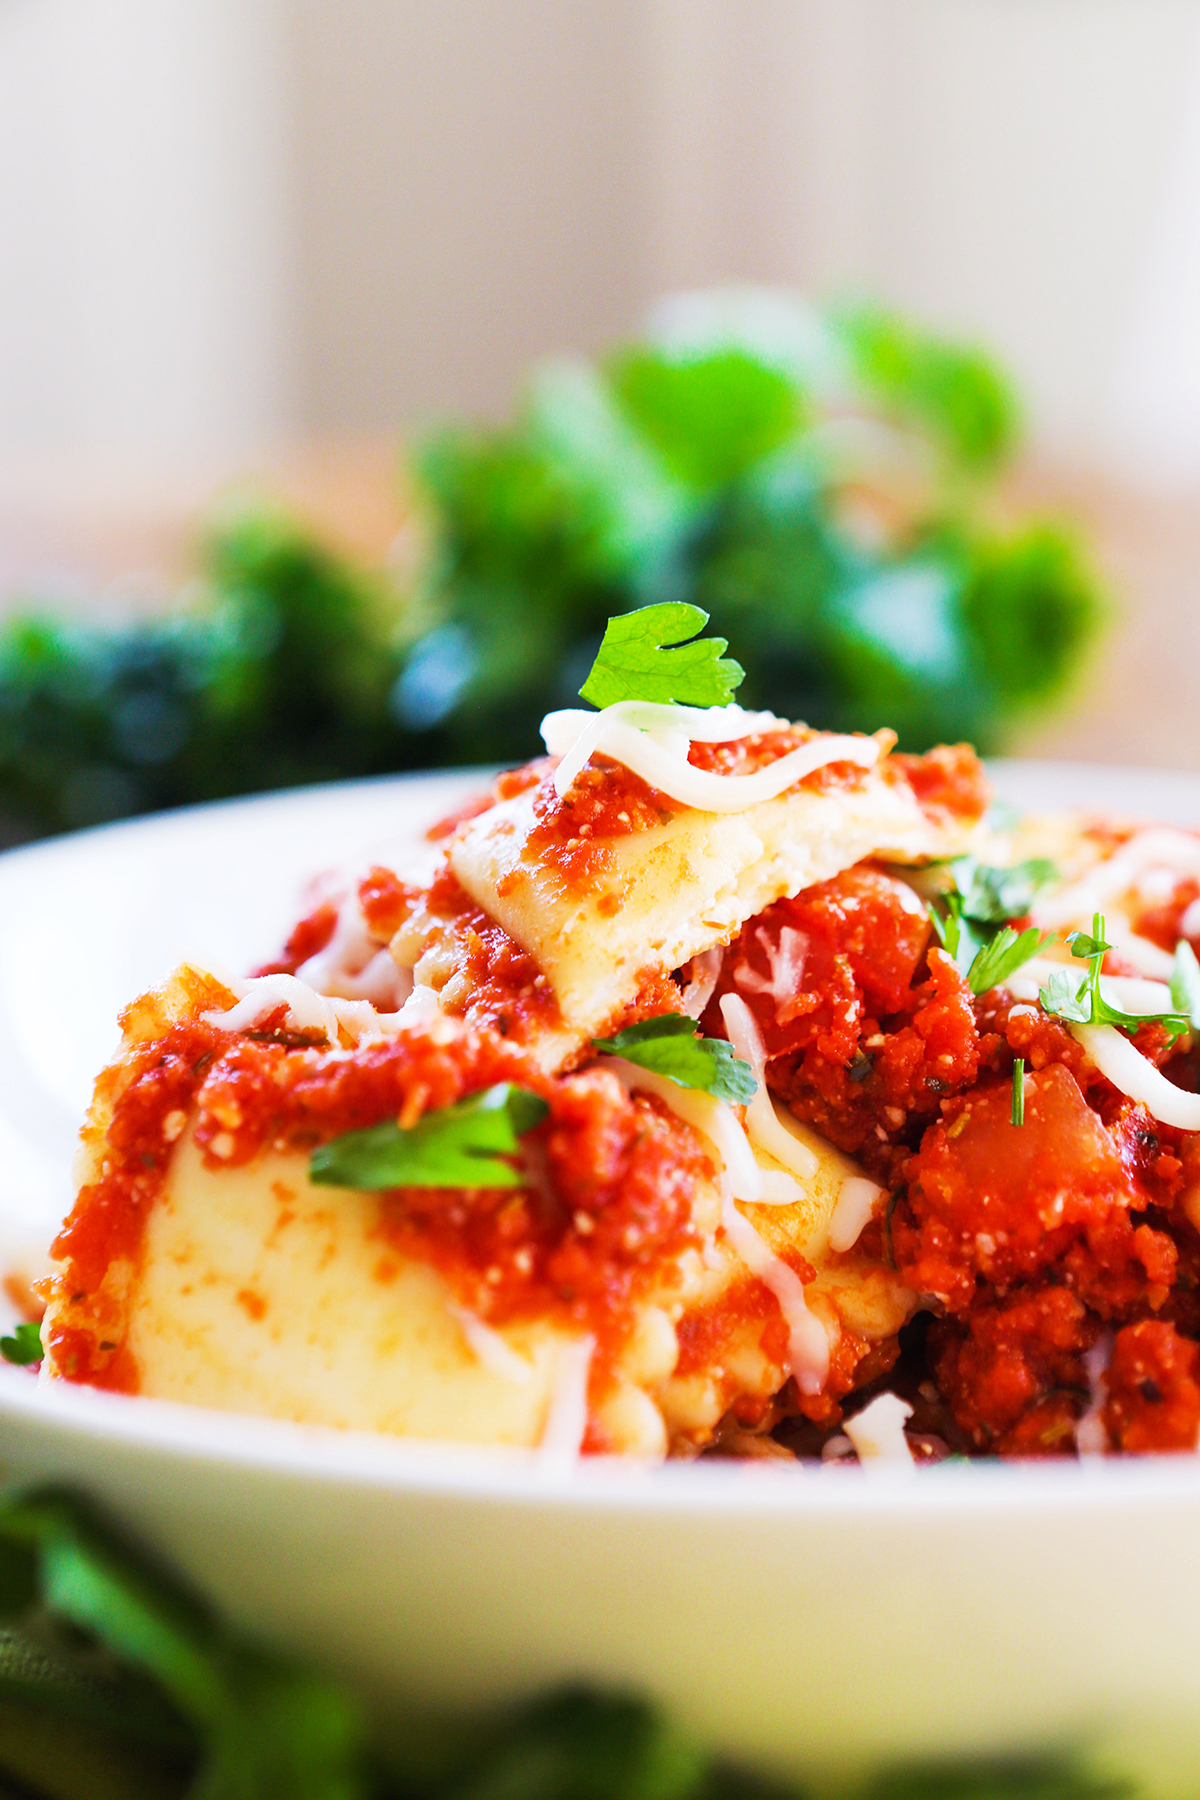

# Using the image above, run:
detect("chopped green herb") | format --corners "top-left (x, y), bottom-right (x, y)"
top-left (1171, 939), bottom-right (1200, 1029)
top-left (966, 926), bottom-right (1052, 996)
top-left (309, 1083), bottom-right (549, 1191)
top-left (930, 858), bottom-right (1056, 985)
top-left (955, 857), bottom-right (1057, 926)
top-left (1011, 1059), bottom-right (1026, 1127)
top-left (1040, 913), bottom-right (1190, 1039)
top-left (592, 1013), bottom-right (756, 1104)
top-left (0, 1322), bottom-right (41, 1366)
top-left (577, 602), bottom-right (745, 710)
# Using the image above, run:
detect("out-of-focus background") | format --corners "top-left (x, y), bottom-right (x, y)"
top-left (3, 0), bottom-right (1200, 838)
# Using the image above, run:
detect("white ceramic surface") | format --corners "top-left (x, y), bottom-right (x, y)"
top-left (2, 760), bottom-right (1200, 1789)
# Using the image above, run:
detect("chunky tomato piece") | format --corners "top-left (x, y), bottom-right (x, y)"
top-left (1104, 1319), bottom-right (1200, 1451)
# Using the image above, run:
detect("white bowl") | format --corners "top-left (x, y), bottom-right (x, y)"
top-left (2, 760), bottom-right (1199, 1789)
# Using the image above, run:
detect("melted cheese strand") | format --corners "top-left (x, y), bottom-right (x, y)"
top-left (539, 1334), bottom-right (595, 1461)
top-left (1071, 1022), bottom-right (1200, 1130)
top-left (719, 994), bottom-right (820, 1181)
top-left (843, 1392), bottom-right (915, 1470)
top-left (1035, 828), bottom-right (1200, 929)
top-left (720, 1196), bottom-right (829, 1394)
top-left (446, 1304), bottom-right (534, 1386)
top-left (828, 1176), bottom-right (884, 1253)
top-left (541, 701), bottom-right (879, 812)
top-left (603, 1059), bottom-right (763, 1203)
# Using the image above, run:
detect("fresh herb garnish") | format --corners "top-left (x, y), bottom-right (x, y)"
top-left (0, 1322), bottom-right (42, 1366)
top-left (577, 603), bottom-right (745, 710)
top-left (1171, 938), bottom-right (1200, 1029)
top-left (929, 857), bottom-right (1057, 989)
top-left (1039, 913), bottom-right (1190, 1039)
top-left (1011, 1059), bottom-right (1026, 1127)
top-left (956, 857), bottom-right (1057, 925)
top-left (309, 1083), bottom-right (549, 1191)
top-left (592, 1014), bottom-right (757, 1104)
top-left (966, 925), bottom-right (1052, 997)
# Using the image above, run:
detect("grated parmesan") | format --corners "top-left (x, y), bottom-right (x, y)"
top-left (720, 1196), bottom-right (830, 1394)
top-left (539, 1334), bottom-right (595, 1462)
top-left (1071, 1022), bottom-right (1200, 1131)
top-left (828, 1175), bottom-right (884, 1253)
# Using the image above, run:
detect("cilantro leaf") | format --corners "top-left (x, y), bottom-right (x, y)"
top-left (1038, 967), bottom-right (1091, 1024)
top-left (592, 1013), bottom-right (757, 1104)
top-left (1171, 939), bottom-right (1200, 1028)
top-left (1040, 912), bottom-right (1191, 1039)
top-left (966, 926), bottom-right (1051, 996)
top-left (0, 1323), bottom-right (41, 1367)
top-left (956, 857), bottom-right (1057, 925)
top-left (577, 603), bottom-right (745, 710)
top-left (310, 1083), bottom-right (549, 1191)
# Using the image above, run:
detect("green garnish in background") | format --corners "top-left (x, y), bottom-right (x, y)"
top-left (0, 294), bottom-right (1103, 848)
top-left (310, 1083), bottom-right (549, 1191)
top-left (591, 1014), bottom-right (757, 1104)
top-left (0, 1483), bottom-right (1141, 1799)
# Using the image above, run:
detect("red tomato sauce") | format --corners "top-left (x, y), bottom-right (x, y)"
top-left (48, 1018), bottom-right (708, 1404)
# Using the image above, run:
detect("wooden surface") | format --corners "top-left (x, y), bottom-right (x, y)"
top-left (0, 443), bottom-right (1197, 773)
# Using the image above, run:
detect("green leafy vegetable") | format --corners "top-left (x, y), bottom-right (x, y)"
top-left (1040, 914), bottom-right (1190, 1039)
top-left (309, 1083), bottom-right (549, 1191)
top-left (1011, 1059), bottom-right (1026, 1127)
top-left (577, 603), bottom-right (745, 710)
top-left (966, 926), bottom-right (1052, 997)
top-left (591, 1014), bottom-right (757, 1104)
top-left (1170, 939), bottom-right (1200, 1029)
top-left (0, 1323), bottom-right (41, 1367)
top-left (0, 1488), bottom-right (369, 1800)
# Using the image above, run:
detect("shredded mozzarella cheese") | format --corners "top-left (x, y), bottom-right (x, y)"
top-left (720, 1196), bottom-right (829, 1394)
top-left (541, 701), bottom-right (879, 813)
top-left (1006, 959), bottom-right (1175, 1015)
top-left (446, 1303), bottom-right (534, 1386)
top-left (843, 1392), bottom-right (915, 1470)
top-left (603, 1058), bottom-right (763, 1203)
top-left (1034, 828), bottom-right (1200, 930)
top-left (679, 947), bottom-right (724, 1019)
top-left (539, 1334), bottom-right (595, 1461)
top-left (1071, 1022), bottom-right (1200, 1130)
top-left (296, 897), bottom-right (411, 1011)
top-left (828, 1175), bottom-right (884, 1253)
top-left (719, 994), bottom-right (820, 1181)
top-left (734, 925), bottom-right (808, 1006)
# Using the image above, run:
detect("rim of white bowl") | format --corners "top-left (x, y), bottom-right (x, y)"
top-left (4, 757), bottom-right (1200, 1515)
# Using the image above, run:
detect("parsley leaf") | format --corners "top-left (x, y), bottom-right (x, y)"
top-left (592, 1013), bottom-right (757, 1104)
top-left (310, 1083), bottom-right (549, 1191)
top-left (1171, 940), bottom-right (1200, 1028)
top-left (930, 857), bottom-right (1056, 982)
top-left (577, 603), bottom-right (745, 710)
top-left (0, 1322), bottom-right (41, 1366)
top-left (1040, 912), bottom-right (1191, 1039)
top-left (956, 857), bottom-right (1057, 925)
top-left (966, 925), bottom-right (1052, 996)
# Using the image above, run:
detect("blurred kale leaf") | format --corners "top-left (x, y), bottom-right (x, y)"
top-left (0, 292), bottom-right (1103, 844)
top-left (0, 1484), bottom-right (1134, 1800)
